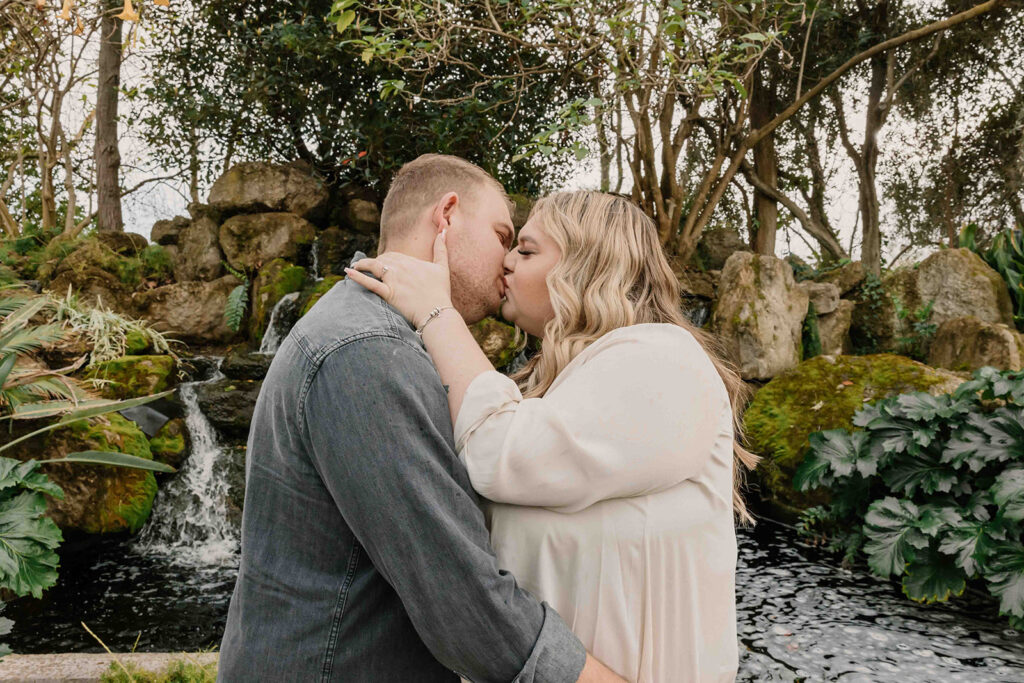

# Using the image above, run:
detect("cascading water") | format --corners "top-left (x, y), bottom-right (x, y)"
top-left (258, 291), bottom-right (302, 355)
top-left (133, 361), bottom-right (239, 567)
top-left (310, 237), bottom-right (324, 281)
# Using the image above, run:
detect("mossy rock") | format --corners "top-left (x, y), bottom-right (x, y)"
top-left (125, 329), bottom-right (151, 355)
top-left (743, 354), bottom-right (966, 515)
top-left (149, 417), bottom-right (189, 469)
top-left (40, 414), bottom-right (158, 534)
top-left (300, 275), bottom-right (344, 316)
top-left (249, 258), bottom-right (308, 343)
top-left (469, 317), bottom-right (519, 370)
top-left (84, 355), bottom-right (175, 400)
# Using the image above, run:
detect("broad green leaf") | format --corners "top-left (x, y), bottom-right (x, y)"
top-left (335, 10), bottom-right (356, 34)
top-left (864, 497), bottom-right (928, 577)
top-left (0, 458), bottom-right (64, 499)
top-left (46, 451), bottom-right (175, 474)
top-left (916, 504), bottom-right (963, 537)
top-left (985, 542), bottom-right (1024, 619)
top-left (939, 520), bottom-right (998, 577)
top-left (881, 450), bottom-right (956, 497)
top-left (795, 429), bottom-right (876, 492)
top-left (992, 468), bottom-right (1024, 521)
top-left (0, 490), bottom-right (62, 598)
top-left (903, 549), bottom-right (966, 604)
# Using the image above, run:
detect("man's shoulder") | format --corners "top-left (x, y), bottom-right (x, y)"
top-left (291, 278), bottom-right (412, 364)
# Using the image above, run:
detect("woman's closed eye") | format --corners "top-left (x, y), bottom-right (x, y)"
top-left (517, 249), bottom-right (533, 256)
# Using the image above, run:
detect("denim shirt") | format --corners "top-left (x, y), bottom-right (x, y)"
top-left (218, 256), bottom-right (586, 683)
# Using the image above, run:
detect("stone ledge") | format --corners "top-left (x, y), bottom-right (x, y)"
top-left (0, 653), bottom-right (218, 682)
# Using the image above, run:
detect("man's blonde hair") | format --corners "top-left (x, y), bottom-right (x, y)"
top-left (379, 154), bottom-right (507, 249)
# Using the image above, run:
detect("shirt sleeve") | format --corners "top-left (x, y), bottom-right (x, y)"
top-left (452, 327), bottom-right (731, 513)
top-left (303, 335), bottom-right (585, 683)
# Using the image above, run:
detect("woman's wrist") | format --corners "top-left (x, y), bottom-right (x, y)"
top-left (415, 304), bottom-right (456, 338)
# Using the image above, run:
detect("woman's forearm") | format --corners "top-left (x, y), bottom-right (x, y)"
top-left (419, 310), bottom-right (496, 424)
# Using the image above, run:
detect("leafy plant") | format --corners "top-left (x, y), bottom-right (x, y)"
top-left (802, 301), bottom-right (822, 360)
top-left (223, 263), bottom-right (249, 333)
top-left (793, 366), bottom-right (1024, 628)
top-left (960, 224), bottom-right (1024, 331)
top-left (892, 297), bottom-right (937, 362)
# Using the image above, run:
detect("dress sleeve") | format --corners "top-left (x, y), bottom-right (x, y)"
top-left (452, 327), bottom-right (731, 513)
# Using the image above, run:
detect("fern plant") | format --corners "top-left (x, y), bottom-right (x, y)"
top-left (223, 263), bottom-right (249, 333)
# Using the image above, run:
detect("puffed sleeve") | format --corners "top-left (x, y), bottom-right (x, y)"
top-left (452, 326), bottom-right (731, 513)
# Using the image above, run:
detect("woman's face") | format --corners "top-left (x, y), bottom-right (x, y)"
top-left (500, 217), bottom-right (561, 338)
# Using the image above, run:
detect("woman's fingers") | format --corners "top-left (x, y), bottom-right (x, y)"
top-left (433, 229), bottom-right (448, 268)
top-left (344, 267), bottom-right (391, 300)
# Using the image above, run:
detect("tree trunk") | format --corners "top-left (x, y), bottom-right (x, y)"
top-left (859, 51), bottom-right (887, 276)
top-left (750, 67), bottom-right (778, 255)
top-left (95, 1), bottom-right (124, 233)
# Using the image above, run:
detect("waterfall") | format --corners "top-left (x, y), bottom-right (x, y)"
top-left (310, 237), bottom-right (324, 282)
top-left (134, 361), bottom-right (239, 566)
top-left (258, 291), bottom-right (302, 355)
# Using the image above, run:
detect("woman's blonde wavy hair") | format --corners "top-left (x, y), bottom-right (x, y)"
top-left (509, 190), bottom-right (760, 524)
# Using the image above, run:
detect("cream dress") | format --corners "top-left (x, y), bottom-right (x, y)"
top-left (453, 323), bottom-right (738, 683)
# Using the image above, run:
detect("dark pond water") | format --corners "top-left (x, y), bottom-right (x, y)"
top-left (6, 518), bottom-right (1024, 681)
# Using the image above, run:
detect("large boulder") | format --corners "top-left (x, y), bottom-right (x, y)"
top-left (37, 414), bottom-right (159, 534)
top-left (208, 162), bottom-right (329, 222)
top-left (744, 354), bottom-right (966, 516)
top-left (927, 316), bottom-right (1024, 372)
top-left (45, 239), bottom-right (134, 312)
top-left (342, 199), bottom-right (382, 236)
top-left (132, 275), bottom-right (243, 343)
top-left (149, 417), bottom-right (189, 470)
top-left (219, 212), bottom-right (316, 271)
top-left (315, 226), bottom-right (377, 277)
top-left (797, 281), bottom-right (840, 315)
top-left (94, 232), bottom-right (148, 255)
top-left (221, 346), bottom-right (274, 381)
top-left (695, 227), bottom-right (749, 271)
top-left (249, 259), bottom-right (307, 344)
top-left (815, 260), bottom-right (866, 296)
top-left (194, 377), bottom-right (261, 439)
top-left (852, 249), bottom-right (1013, 353)
top-left (174, 216), bottom-right (224, 282)
top-left (150, 216), bottom-right (190, 246)
top-left (818, 299), bottom-right (855, 356)
top-left (83, 355), bottom-right (176, 400)
top-left (711, 253), bottom-right (809, 380)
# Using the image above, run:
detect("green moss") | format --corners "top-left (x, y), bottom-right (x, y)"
top-left (300, 275), bottom-right (344, 316)
top-left (84, 355), bottom-right (175, 400)
top-left (743, 354), bottom-right (956, 512)
top-left (59, 414), bottom-right (158, 534)
top-left (125, 329), bottom-right (151, 355)
top-left (149, 418), bottom-right (187, 466)
top-left (101, 659), bottom-right (217, 682)
top-left (249, 258), bottom-right (308, 343)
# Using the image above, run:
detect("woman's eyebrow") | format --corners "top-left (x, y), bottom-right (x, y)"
top-left (517, 235), bottom-right (536, 246)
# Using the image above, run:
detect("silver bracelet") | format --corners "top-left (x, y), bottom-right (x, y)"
top-left (415, 306), bottom-right (455, 338)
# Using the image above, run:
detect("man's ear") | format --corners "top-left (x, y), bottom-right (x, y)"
top-left (431, 192), bottom-right (459, 233)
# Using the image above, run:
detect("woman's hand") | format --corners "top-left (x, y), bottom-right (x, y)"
top-left (345, 230), bottom-right (453, 329)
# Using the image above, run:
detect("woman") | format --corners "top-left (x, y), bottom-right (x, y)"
top-left (346, 191), bottom-right (757, 682)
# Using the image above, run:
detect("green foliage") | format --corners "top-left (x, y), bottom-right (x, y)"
top-left (960, 224), bottom-right (1024, 331)
top-left (793, 367), bottom-right (1024, 627)
top-left (802, 302), bottom-right (822, 360)
top-left (0, 458), bottom-right (63, 600)
top-left (892, 297), bottom-right (937, 362)
top-left (224, 263), bottom-right (249, 333)
top-left (852, 272), bottom-right (889, 354)
top-left (101, 658), bottom-right (217, 683)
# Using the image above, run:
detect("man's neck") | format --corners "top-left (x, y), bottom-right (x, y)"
top-left (381, 233), bottom-right (434, 262)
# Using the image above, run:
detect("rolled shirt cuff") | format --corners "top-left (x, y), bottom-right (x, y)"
top-left (510, 602), bottom-right (587, 683)
top-left (453, 370), bottom-right (522, 456)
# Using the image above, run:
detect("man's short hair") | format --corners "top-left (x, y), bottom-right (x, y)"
top-left (379, 154), bottom-right (508, 248)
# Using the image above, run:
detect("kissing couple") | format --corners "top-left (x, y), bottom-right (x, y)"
top-left (217, 154), bottom-right (756, 683)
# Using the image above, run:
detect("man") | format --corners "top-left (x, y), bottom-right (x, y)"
top-left (219, 154), bottom-right (623, 682)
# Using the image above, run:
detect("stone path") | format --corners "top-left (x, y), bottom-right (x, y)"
top-left (0, 653), bottom-right (218, 682)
